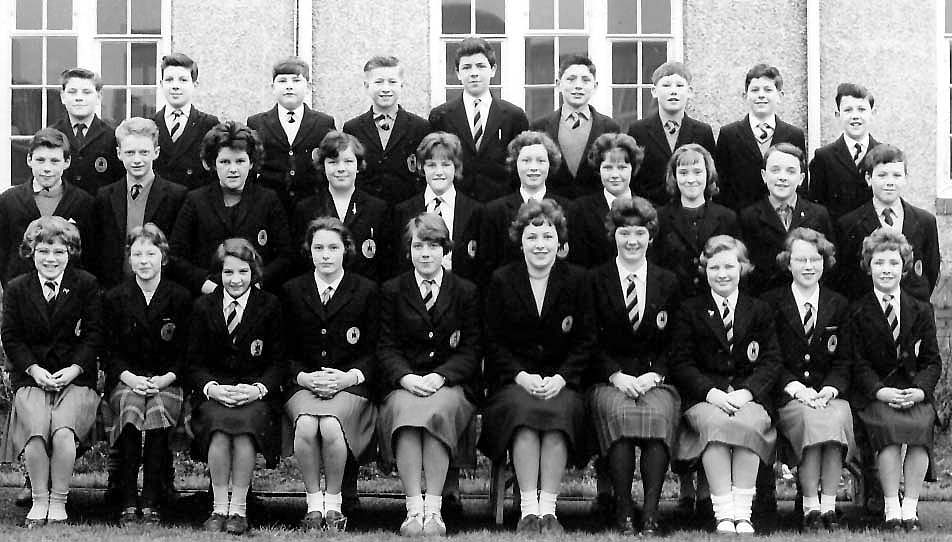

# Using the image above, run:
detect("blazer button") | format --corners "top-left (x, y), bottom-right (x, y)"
top-left (321, 329), bottom-right (327, 335)
top-left (429, 352), bottom-right (435, 358)
top-left (288, 150), bottom-right (294, 156)
top-left (803, 371), bottom-right (810, 378)
top-left (289, 170), bottom-right (296, 176)
top-left (186, 168), bottom-right (193, 175)
top-left (804, 354), bottom-right (811, 361)
top-left (428, 332), bottom-right (434, 339)
top-left (321, 350), bottom-right (327, 357)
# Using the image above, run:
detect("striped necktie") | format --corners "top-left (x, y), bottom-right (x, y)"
top-left (472, 99), bottom-right (483, 149)
top-left (225, 300), bottom-right (240, 338)
top-left (883, 294), bottom-right (899, 356)
top-left (625, 274), bottom-right (640, 331)
top-left (721, 299), bottom-right (733, 351)
top-left (803, 302), bottom-right (815, 343)
top-left (321, 286), bottom-right (334, 305)
top-left (169, 110), bottom-right (184, 141)
top-left (431, 196), bottom-right (443, 216)
top-left (44, 280), bottom-right (57, 304)
top-left (882, 208), bottom-right (895, 227)
top-left (422, 279), bottom-right (437, 312)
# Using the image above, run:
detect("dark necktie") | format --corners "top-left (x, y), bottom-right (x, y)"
top-left (882, 208), bottom-right (895, 227)
top-left (130, 184), bottom-right (142, 200)
top-left (169, 110), bottom-right (184, 141)
top-left (422, 279), bottom-right (437, 312)
top-left (803, 302), bottom-right (815, 343)
top-left (287, 110), bottom-right (296, 124)
top-left (776, 204), bottom-right (792, 230)
top-left (225, 300), bottom-right (240, 339)
top-left (625, 274), bottom-right (640, 331)
top-left (321, 285), bottom-right (334, 305)
top-left (74, 123), bottom-right (86, 149)
top-left (757, 122), bottom-right (772, 143)
top-left (883, 294), bottom-right (900, 357)
top-left (664, 119), bottom-right (679, 135)
top-left (568, 112), bottom-right (580, 130)
top-left (431, 197), bottom-right (443, 216)
top-left (853, 142), bottom-right (863, 164)
top-left (374, 114), bottom-right (391, 131)
top-left (44, 280), bottom-right (57, 304)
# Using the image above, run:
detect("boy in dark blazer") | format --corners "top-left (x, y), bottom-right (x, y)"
top-left (808, 83), bottom-right (880, 221)
top-left (92, 118), bottom-right (187, 289)
top-left (153, 53), bottom-right (220, 190)
top-left (429, 38), bottom-right (529, 203)
top-left (715, 64), bottom-right (806, 213)
top-left (247, 57), bottom-right (337, 214)
top-left (49, 68), bottom-right (124, 196)
top-left (343, 56), bottom-right (431, 206)
top-left (530, 55), bottom-right (620, 200)
top-left (627, 62), bottom-right (716, 207)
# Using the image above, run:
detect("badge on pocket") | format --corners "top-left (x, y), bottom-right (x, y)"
top-left (94, 157), bottom-right (108, 173)
top-left (561, 316), bottom-right (573, 333)
top-left (346, 327), bottom-right (360, 345)
top-left (161, 322), bottom-right (176, 342)
top-left (250, 339), bottom-right (264, 357)
top-left (258, 229), bottom-right (268, 246)
top-left (362, 239), bottom-right (376, 259)
top-left (656, 310), bottom-right (668, 330)
top-left (747, 340), bottom-right (759, 362)
top-left (449, 329), bottom-right (461, 348)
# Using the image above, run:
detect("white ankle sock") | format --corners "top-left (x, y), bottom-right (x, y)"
top-left (802, 495), bottom-right (820, 513)
top-left (325, 492), bottom-right (342, 513)
top-left (229, 485), bottom-right (249, 517)
top-left (731, 486), bottom-right (755, 522)
top-left (901, 497), bottom-right (919, 520)
top-left (884, 495), bottom-right (901, 521)
top-left (539, 491), bottom-right (558, 517)
top-left (212, 484), bottom-right (230, 515)
top-left (406, 494), bottom-right (424, 516)
top-left (820, 493), bottom-right (837, 514)
top-left (305, 491), bottom-right (323, 514)
top-left (26, 490), bottom-right (50, 520)
top-left (48, 489), bottom-right (68, 521)
top-left (711, 493), bottom-right (733, 521)
top-left (520, 490), bottom-right (540, 518)
top-left (424, 494), bottom-right (442, 516)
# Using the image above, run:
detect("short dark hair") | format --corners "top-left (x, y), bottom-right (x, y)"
top-left (60, 67), bottom-right (102, 91)
top-left (605, 196), bottom-right (659, 240)
top-left (860, 228), bottom-right (914, 276)
top-left (416, 132), bottom-right (464, 181)
top-left (861, 143), bottom-right (906, 178)
top-left (200, 121), bottom-right (264, 167)
top-left (272, 57), bottom-right (310, 80)
top-left (509, 198), bottom-right (568, 246)
top-left (664, 143), bottom-right (719, 198)
top-left (775, 227), bottom-right (836, 272)
top-left (557, 55), bottom-right (596, 78)
top-left (303, 216), bottom-right (356, 264)
top-left (507, 130), bottom-right (562, 177)
top-left (28, 128), bottom-right (71, 160)
top-left (587, 133), bottom-right (644, 175)
top-left (454, 37), bottom-right (496, 68)
top-left (212, 238), bottom-right (263, 284)
top-left (363, 55), bottom-right (402, 73)
top-left (315, 131), bottom-right (366, 170)
top-left (126, 222), bottom-right (171, 266)
top-left (700, 235), bottom-right (753, 278)
top-left (161, 52), bottom-right (199, 81)
top-left (404, 212), bottom-right (454, 256)
top-left (651, 61), bottom-right (692, 84)
top-left (745, 63), bottom-right (783, 91)
top-left (835, 82), bottom-right (874, 109)
top-left (20, 216), bottom-right (82, 260)
top-left (762, 142), bottom-right (806, 173)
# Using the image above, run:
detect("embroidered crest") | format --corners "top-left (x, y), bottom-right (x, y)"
top-left (914, 259), bottom-right (923, 277)
top-left (250, 339), bottom-right (264, 357)
top-left (186, 168), bottom-right (193, 176)
top-left (656, 310), bottom-right (668, 330)
top-left (467, 240), bottom-right (477, 258)
top-left (557, 242), bottom-right (569, 259)
top-left (915, 339), bottom-right (922, 357)
top-left (827, 334), bottom-right (838, 354)
top-left (94, 157), bottom-right (108, 173)
top-left (160, 322), bottom-right (176, 342)
top-left (407, 154), bottom-right (417, 173)
top-left (257, 229), bottom-right (268, 246)
top-left (747, 340), bottom-right (759, 362)
top-left (449, 329), bottom-right (461, 348)
top-left (561, 315), bottom-right (574, 333)
top-left (346, 327), bottom-right (360, 345)
top-left (362, 239), bottom-right (376, 259)
top-left (74, 319), bottom-right (82, 337)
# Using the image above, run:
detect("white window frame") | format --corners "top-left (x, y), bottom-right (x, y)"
top-left (1, 0), bottom-right (171, 191)
top-left (429, 0), bottom-right (683, 118)
top-left (937, 0), bottom-right (951, 206)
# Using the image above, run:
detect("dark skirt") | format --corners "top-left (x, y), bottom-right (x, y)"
top-left (478, 383), bottom-right (587, 467)
top-left (2, 385), bottom-right (101, 462)
top-left (377, 385), bottom-right (474, 463)
top-left (777, 398), bottom-right (854, 464)
top-left (285, 389), bottom-right (377, 463)
top-left (106, 383), bottom-right (184, 446)
top-left (589, 384), bottom-right (681, 454)
top-left (189, 398), bottom-right (281, 466)
top-left (857, 400), bottom-right (936, 481)
top-left (676, 401), bottom-right (777, 465)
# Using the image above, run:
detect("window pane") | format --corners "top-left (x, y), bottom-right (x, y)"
top-left (612, 42), bottom-right (638, 84)
top-left (16, 0), bottom-right (42, 29)
top-left (559, 36), bottom-right (588, 62)
top-left (947, 0), bottom-right (952, 34)
top-left (446, 43), bottom-right (459, 85)
top-left (131, 42), bottom-right (157, 85)
top-left (442, 0), bottom-right (471, 34)
top-left (46, 88), bottom-right (67, 127)
top-left (131, 88), bottom-right (156, 118)
top-left (446, 88), bottom-right (463, 103)
top-left (475, 0), bottom-right (505, 33)
top-left (101, 88), bottom-right (127, 122)
top-left (613, 88), bottom-right (639, 132)
top-left (529, 0), bottom-right (554, 29)
top-left (642, 0), bottom-right (671, 33)
top-left (98, 0), bottom-right (128, 33)
top-left (12, 37), bottom-right (43, 84)
top-left (131, 0), bottom-right (162, 33)
top-left (489, 41), bottom-right (502, 85)
top-left (47, 37), bottom-right (78, 85)
top-left (608, 0), bottom-right (637, 34)
top-left (526, 37), bottom-right (555, 85)
top-left (101, 42), bottom-right (127, 85)
top-left (525, 88), bottom-right (554, 123)
top-left (11, 140), bottom-right (32, 186)
top-left (12, 88), bottom-right (42, 134)
top-left (48, 0), bottom-right (73, 30)
top-left (559, 0), bottom-right (584, 29)
top-left (641, 87), bottom-right (655, 116)
top-left (641, 41), bottom-right (667, 83)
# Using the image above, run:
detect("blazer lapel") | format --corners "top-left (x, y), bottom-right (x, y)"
top-left (738, 115), bottom-right (764, 159)
top-left (539, 262), bottom-right (567, 320)
top-left (480, 99), bottom-right (504, 155)
top-left (263, 106), bottom-right (290, 149)
top-left (756, 199), bottom-right (786, 234)
top-left (402, 273), bottom-right (432, 321)
top-left (50, 270), bottom-right (76, 323)
top-left (789, 198), bottom-right (813, 230)
top-left (900, 200), bottom-right (922, 242)
top-left (125, 280), bottom-right (151, 329)
top-left (897, 292), bottom-right (916, 346)
top-left (598, 264), bottom-right (628, 323)
top-left (292, 106), bottom-right (318, 148)
top-left (645, 115), bottom-right (671, 156)
top-left (110, 182), bottom-right (127, 233)
top-left (81, 117), bottom-right (108, 151)
top-left (356, 110), bottom-right (383, 152)
top-left (13, 183), bottom-right (41, 220)
top-left (429, 272), bottom-right (455, 323)
top-left (703, 295), bottom-right (731, 350)
top-left (302, 275), bottom-right (328, 319)
top-left (832, 135), bottom-right (858, 172)
top-left (731, 294), bottom-right (753, 347)
top-left (447, 100), bottom-right (476, 152)
top-left (342, 190), bottom-right (363, 228)
top-left (385, 108), bottom-right (410, 152)
top-left (232, 288), bottom-right (265, 343)
top-left (205, 184), bottom-right (231, 230)
top-left (168, 108), bottom-right (205, 161)
top-left (28, 275), bottom-right (51, 325)
top-left (452, 195), bottom-right (474, 241)
top-left (324, 273), bottom-right (355, 320)
top-left (779, 288), bottom-right (807, 342)
top-left (543, 111), bottom-right (560, 142)
top-left (144, 178), bottom-right (169, 223)
top-left (640, 263), bottom-right (665, 329)
top-left (814, 287), bottom-right (836, 339)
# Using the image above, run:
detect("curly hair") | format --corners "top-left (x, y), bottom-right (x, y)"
top-left (775, 227), bottom-right (836, 271)
top-left (506, 130), bottom-right (562, 177)
top-left (508, 198), bottom-right (568, 245)
top-left (200, 121), bottom-right (264, 167)
top-left (604, 196), bottom-right (658, 240)
top-left (20, 216), bottom-right (82, 260)
top-left (860, 228), bottom-right (914, 276)
top-left (211, 238), bottom-right (264, 284)
top-left (699, 234), bottom-right (753, 278)
top-left (587, 132), bottom-right (645, 175)
top-left (126, 222), bottom-right (171, 266)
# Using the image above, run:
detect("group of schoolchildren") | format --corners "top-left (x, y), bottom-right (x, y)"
top-left (0, 35), bottom-right (942, 538)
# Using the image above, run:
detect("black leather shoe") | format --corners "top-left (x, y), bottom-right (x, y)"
top-left (641, 517), bottom-right (662, 537)
top-left (903, 518), bottom-right (922, 532)
top-left (225, 514), bottom-right (249, 535)
top-left (300, 511), bottom-right (323, 531)
top-left (801, 510), bottom-right (821, 532)
top-left (516, 514), bottom-right (540, 534)
top-left (612, 515), bottom-right (636, 536)
top-left (883, 518), bottom-right (903, 532)
top-left (820, 510), bottom-right (838, 531)
top-left (119, 507), bottom-right (139, 526)
top-left (203, 513), bottom-right (227, 532)
top-left (540, 514), bottom-right (564, 535)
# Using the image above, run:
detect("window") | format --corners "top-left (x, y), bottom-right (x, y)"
top-left (2, 0), bottom-right (169, 188)
top-left (430, 0), bottom-right (682, 130)
top-left (943, 0), bottom-right (952, 193)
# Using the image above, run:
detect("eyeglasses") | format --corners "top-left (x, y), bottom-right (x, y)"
top-left (791, 256), bottom-right (823, 264)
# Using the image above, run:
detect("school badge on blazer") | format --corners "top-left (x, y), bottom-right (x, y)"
top-left (656, 310), bottom-right (668, 330)
top-left (827, 333), bottom-right (838, 354)
top-left (915, 260), bottom-right (923, 276)
top-left (250, 339), bottom-right (264, 357)
top-left (747, 340), bottom-right (759, 362)
top-left (258, 229), bottom-right (268, 246)
top-left (449, 329), bottom-right (461, 348)
top-left (467, 240), bottom-right (477, 258)
top-left (406, 154), bottom-right (417, 173)
top-left (311, 149), bottom-right (320, 162)
top-left (161, 321), bottom-right (176, 342)
top-left (362, 239), bottom-right (376, 259)
top-left (561, 316), bottom-right (574, 333)
top-left (557, 243), bottom-right (569, 259)
top-left (94, 157), bottom-right (108, 173)
top-left (346, 327), bottom-right (360, 345)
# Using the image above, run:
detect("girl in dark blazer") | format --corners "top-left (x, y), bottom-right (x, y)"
top-left (480, 199), bottom-right (595, 535)
top-left (843, 229), bottom-right (940, 532)
top-left (170, 121), bottom-right (292, 295)
top-left (377, 213), bottom-right (481, 537)
top-left (292, 132), bottom-right (390, 282)
top-left (669, 235), bottom-right (781, 535)
top-left (760, 228), bottom-right (853, 531)
top-left (103, 223), bottom-right (192, 525)
top-left (187, 239), bottom-right (285, 535)
top-left (1, 217), bottom-right (102, 527)
top-left (282, 217), bottom-right (378, 532)
top-left (588, 197), bottom-right (681, 536)
top-left (655, 144), bottom-right (739, 298)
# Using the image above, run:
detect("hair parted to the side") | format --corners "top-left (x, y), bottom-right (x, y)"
top-left (60, 67), bottom-right (102, 91)
top-left (211, 238), bottom-right (264, 284)
top-left (699, 234), bottom-right (753, 278)
top-left (116, 117), bottom-right (160, 146)
top-left (28, 128), bottom-right (71, 160)
top-left (454, 37), bottom-right (496, 68)
top-left (404, 212), bottom-right (454, 256)
top-left (314, 131), bottom-right (366, 171)
top-left (664, 143), bottom-right (719, 198)
top-left (605, 196), bottom-right (659, 241)
top-left (762, 142), bottom-right (805, 172)
top-left (509, 198), bottom-right (568, 245)
top-left (775, 227), bottom-right (836, 271)
top-left (860, 228), bottom-right (914, 276)
top-left (745, 63), bottom-right (783, 91)
top-left (835, 82), bottom-right (874, 109)
top-left (161, 52), bottom-right (199, 81)
top-left (303, 216), bottom-right (356, 263)
top-left (20, 216), bottom-right (82, 260)
top-left (860, 143), bottom-right (906, 178)
top-left (416, 132), bottom-right (464, 181)
top-left (506, 130), bottom-right (563, 175)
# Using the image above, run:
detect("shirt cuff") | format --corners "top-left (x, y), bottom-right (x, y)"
top-left (347, 369), bottom-right (365, 385)
top-left (253, 382), bottom-right (268, 399)
top-left (203, 381), bottom-right (219, 399)
top-left (784, 381), bottom-right (807, 397)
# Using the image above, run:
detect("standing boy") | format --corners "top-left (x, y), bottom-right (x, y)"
top-left (343, 56), bottom-right (431, 206)
top-left (49, 68), bottom-right (124, 196)
top-left (627, 61), bottom-right (716, 207)
top-left (531, 55), bottom-right (620, 200)
top-left (247, 57), bottom-right (337, 215)
top-left (429, 37), bottom-right (529, 203)
top-left (153, 53), bottom-right (220, 190)
top-left (715, 64), bottom-right (806, 213)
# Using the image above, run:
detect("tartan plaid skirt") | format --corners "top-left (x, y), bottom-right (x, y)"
top-left (589, 383), bottom-right (681, 454)
top-left (106, 383), bottom-right (184, 445)
top-left (2, 385), bottom-right (100, 461)
top-left (675, 401), bottom-right (777, 465)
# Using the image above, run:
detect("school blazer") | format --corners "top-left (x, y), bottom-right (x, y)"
top-left (807, 134), bottom-right (880, 221)
top-left (153, 106), bottom-right (221, 190)
top-left (343, 106), bottom-right (431, 205)
top-left (531, 107), bottom-right (621, 200)
top-left (246, 105), bottom-right (337, 213)
top-left (428, 95), bottom-right (530, 203)
top-left (627, 114), bottom-right (717, 206)
top-left (376, 271), bottom-right (482, 401)
top-left (391, 192), bottom-right (483, 282)
top-left (103, 277), bottom-right (192, 392)
top-left (654, 201), bottom-right (739, 298)
top-left (484, 261), bottom-right (595, 392)
top-left (843, 291), bottom-right (941, 410)
top-left (714, 115), bottom-right (806, 212)
top-left (739, 197), bottom-right (834, 296)
top-left (668, 292), bottom-right (782, 411)
top-left (282, 272), bottom-right (378, 400)
top-left (1, 268), bottom-right (103, 392)
top-left (832, 200), bottom-right (939, 302)
top-left (169, 182), bottom-right (292, 293)
top-left (50, 116), bottom-right (125, 196)
top-left (92, 176), bottom-right (188, 288)
top-left (291, 188), bottom-right (390, 282)
top-left (566, 192), bottom-right (616, 269)
top-left (0, 181), bottom-right (94, 286)
top-left (589, 261), bottom-right (680, 382)
top-left (477, 192), bottom-right (571, 283)
top-left (760, 286), bottom-right (851, 402)
top-left (186, 287), bottom-right (286, 394)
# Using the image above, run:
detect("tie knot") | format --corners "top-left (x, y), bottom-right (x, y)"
top-left (424, 279), bottom-right (436, 286)
top-left (664, 120), bottom-right (679, 134)
top-left (229, 299), bottom-right (239, 310)
top-left (883, 294), bottom-right (894, 304)
top-left (473, 98), bottom-right (481, 107)
top-left (172, 110), bottom-right (183, 119)
top-left (854, 142), bottom-right (862, 152)
top-left (45, 280), bottom-right (56, 291)
top-left (287, 110), bottom-right (296, 121)
top-left (883, 208), bottom-right (894, 218)
top-left (804, 301), bottom-right (813, 311)
top-left (74, 123), bottom-right (84, 132)
top-left (627, 273), bottom-right (637, 284)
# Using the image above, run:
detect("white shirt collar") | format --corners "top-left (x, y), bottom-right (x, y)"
top-left (711, 289), bottom-right (739, 313)
top-left (223, 288), bottom-right (252, 311)
top-left (872, 198), bottom-right (903, 220)
top-left (749, 114), bottom-right (777, 133)
top-left (314, 271), bottom-right (344, 294)
top-left (464, 91), bottom-right (492, 110)
top-left (425, 185), bottom-right (456, 207)
top-left (37, 272), bottom-right (63, 291)
top-left (790, 284), bottom-right (820, 315)
top-left (843, 132), bottom-right (870, 151)
top-left (32, 178), bottom-right (63, 193)
top-left (415, 268), bottom-right (444, 289)
top-left (659, 109), bottom-right (685, 125)
top-left (560, 103), bottom-right (591, 121)
top-left (615, 257), bottom-right (648, 283)
top-left (166, 103), bottom-right (191, 121)
top-left (604, 188), bottom-right (632, 210)
top-left (874, 287), bottom-right (900, 302)
top-left (280, 104), bottom-right (305, 120)
top-left (520, 187), bottom-right (546, 202)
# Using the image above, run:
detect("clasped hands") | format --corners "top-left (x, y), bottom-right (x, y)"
top-left (706, 387), bottom-right (754, 415)
top-left (516, 371), bottom-right (566, 400)
top-left (876, 387), bottom-right (925, 410)
top-left (120, 371), bottom-right (176, 397)
top-left (792, 386), bottom-right (838, 409)
top-left (610, 371), bottom-right (661, 400)
top-left (208, 382), bottom-right (262, 407)
top-left (400, 373), bottom-right (446, 397)
top-left (29, 364), bottom-right (81, 393)
top-left (299, 368), bottom-right (358, 398)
